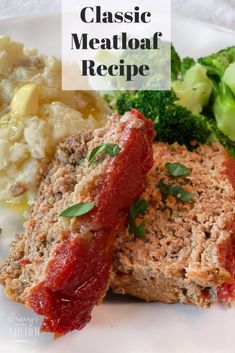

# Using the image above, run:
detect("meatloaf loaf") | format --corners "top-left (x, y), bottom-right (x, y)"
top-left (0, 110), bottom-right (154, 336)
top-left (111, 142), bottom-right (235, 307)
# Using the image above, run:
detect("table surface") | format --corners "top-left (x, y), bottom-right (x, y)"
top-left (0, 0), bottom-right (234, 31)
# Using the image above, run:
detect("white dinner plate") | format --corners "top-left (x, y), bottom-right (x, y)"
top-left (0, 13), bottom-right (235, 353)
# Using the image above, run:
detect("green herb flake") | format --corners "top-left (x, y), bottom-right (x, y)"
top-left (76, 157), bottom-right (85, 166)
top-left (88, 143), bottom-right (121, 166)
top-left (129, 217), bottom-right (146, 239)
top-left (158, 180), bottom-right (194, 202)
top-left (129, 197), bottom-right (148, 239)
top-left (130, 197), bottom-right (148, 218)
top-left (60, 201), bottom-right (96, 218)
top-left (165, 162), bottom-right (191, 177)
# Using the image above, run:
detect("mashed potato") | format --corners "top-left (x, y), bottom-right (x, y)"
top-left (0, 36), bottom-right (109, 209)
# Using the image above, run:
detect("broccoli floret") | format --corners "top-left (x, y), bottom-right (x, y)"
top-left (172, 63), bottom-right (213, 115)
top-left (102, 91), bottom-right (128, 111)
top-left (114, 90), bottom-right (211, 148)
top-left (198, 47), bottom-right (235, 146)
top-left (116, 90), bottom-right (172, 119)
top-left (113, 91), bottom-right (133, 115)
top-left (198, 46), bottom-right (235, 78)
top-left (155, 104), bottom-right (211, 147)
top-left (223, 62), bottom-right (235, 95)
top-left (206, 115), bottom-right (235, 159)
top-left (181, 57), bottom-right (196, 76)
top-left (171, 45), bottom-right (181, 80)
top-left (213, 82), bottom-right (235, 141)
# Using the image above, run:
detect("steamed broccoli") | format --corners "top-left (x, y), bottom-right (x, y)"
top-left (172, 63), bottom-right (212, 114)
top-left (181, 57), bottom-right (196, 76)
top-left (198, 47), bottom-right (235, 149)
top-left (115, 90), bottom-right (171, 120)
top-left (205, 112), bottom-right (235, 159)
top-left (198, 46), bottom-right (235, 78)
top-left (171, 45), bottom-right (181, 80)
top-left (223, 62), bottom-right (235, 95)
top-left (213, 82), bottom-right (235, 141)
top-left (103, 45), bottom-right (235, 159)
top-left (113, 90), bottom-right (212, 148)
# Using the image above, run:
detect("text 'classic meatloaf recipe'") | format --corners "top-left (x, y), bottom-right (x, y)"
top-left (111, 142), bottom-right (235, 307)
top-left (0, 110), bottom-right (154, 336)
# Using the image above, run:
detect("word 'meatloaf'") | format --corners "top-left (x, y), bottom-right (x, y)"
top-left (71, 32), bottom-right (162, 50)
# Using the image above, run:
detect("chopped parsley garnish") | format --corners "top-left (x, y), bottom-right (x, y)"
top-left (165, 162), bottom-right (191, 177)
top-left (129, 197), bottom-right (148, 239)
top-left (129, 217), bottom-right (145, 239)
top-left (88, 143), bottom-right (121, 166)
top-left (158, 180), bottom-right (194, 202)
top-left (60, 201), bottom-right (96, 218)
top-left (76, 157), bottom-right (85, 166)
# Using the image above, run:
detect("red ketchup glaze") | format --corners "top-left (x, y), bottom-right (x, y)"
top-left (200, 289), bottom-right (211, 301)
top-left (20, 259), bottom-right (31, 267)
top-left (217, 234), bottom-right (235, 302)
top-left (217, 155), bottom-right (235, 303)
top-left (26, 110), bottom-right (155, 336)
top-left (224, 153), bottom-right (235, 190)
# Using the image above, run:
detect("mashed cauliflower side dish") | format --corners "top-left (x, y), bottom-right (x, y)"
top-left (0, 36), bottom-right (109, 209)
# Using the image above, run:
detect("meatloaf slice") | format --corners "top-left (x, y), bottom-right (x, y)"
top-left (0, 109), bottom-right (154, 336)
top-left (111, 142), bottom-right (235, 307)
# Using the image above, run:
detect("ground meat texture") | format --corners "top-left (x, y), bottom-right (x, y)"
top-left (111, 142), bottom-right (235, 308)
top-left (0, 110), bottom-right (154, 336)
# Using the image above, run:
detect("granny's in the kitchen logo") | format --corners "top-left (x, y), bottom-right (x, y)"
top-left (8, 313), bottom-right (40, 342)
top-left (62, 0), bottom-right (171, 90)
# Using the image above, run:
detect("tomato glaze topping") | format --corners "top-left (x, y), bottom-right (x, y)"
top-left (26, 110), bottom-right (155, 336)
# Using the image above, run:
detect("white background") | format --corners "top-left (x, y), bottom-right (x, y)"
top-left (0, 0), bottom-right (234, 30)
